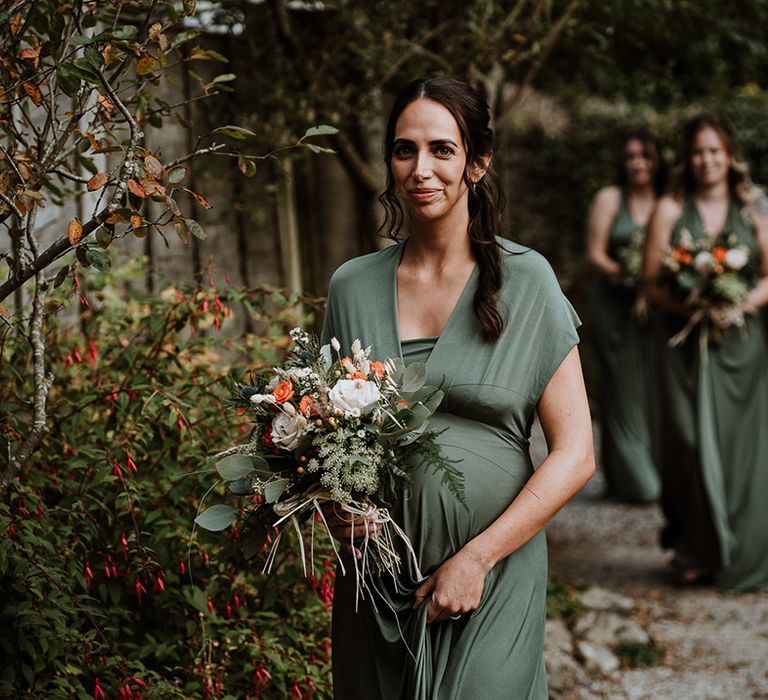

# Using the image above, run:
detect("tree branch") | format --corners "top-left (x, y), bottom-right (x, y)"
top-left (331, 131), bottom-right (381, 195)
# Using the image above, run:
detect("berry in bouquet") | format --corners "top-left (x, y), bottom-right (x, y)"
top-left (195, 328), bottom-right (464, 594)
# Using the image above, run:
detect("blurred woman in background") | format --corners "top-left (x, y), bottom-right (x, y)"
top-left (643, 113), bottom-right (768, 589)
top-left (586, 132), bottom-right (665, 503)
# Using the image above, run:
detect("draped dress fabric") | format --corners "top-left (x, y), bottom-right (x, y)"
top-left (321, 238), bottom-right (581, 699)
top-left (587, 190), bottom-right (661, 502)
top-left (658, 199), bottom-right (768, 590)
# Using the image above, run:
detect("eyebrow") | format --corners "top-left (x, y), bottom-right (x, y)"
top-left (393, 138), bottom-right (459, 148)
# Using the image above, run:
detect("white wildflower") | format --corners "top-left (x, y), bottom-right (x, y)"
top-left (331, 337), bottom-right (341, 352)
top-left (250, 393), bottom-right (277, 404)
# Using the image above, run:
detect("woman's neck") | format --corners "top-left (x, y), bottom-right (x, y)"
top-left (695, 180), bottom-right (729, 203)
top-left (626, 182), bottom-right (655, 200)
top-left (405, 214), bottom-right (474, 269)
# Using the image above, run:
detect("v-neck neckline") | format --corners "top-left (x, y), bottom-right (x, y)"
top-left (691, 197), bottom-right (734, 240)
top-left (390, 240), bottom-right (478, 361)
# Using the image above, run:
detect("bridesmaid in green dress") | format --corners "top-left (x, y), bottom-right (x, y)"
top-left (586, 133), bottom-right (664, 502)
top-left (643, 113), bottom-right (768, 589)
top-left (322, 77), bottom-right (595, 699)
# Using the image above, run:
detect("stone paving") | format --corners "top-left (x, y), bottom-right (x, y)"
top-left (532, 421), bottom-right (768, 700)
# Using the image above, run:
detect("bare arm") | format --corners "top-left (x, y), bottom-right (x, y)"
top-left (586, 186), bottom-right (622, 276)
top-left (414, 346), bottom-right (595, 623)
top-left (745, 209), bottom-right (768, 311)
top-left (642, 195), bottom-right (689, 316)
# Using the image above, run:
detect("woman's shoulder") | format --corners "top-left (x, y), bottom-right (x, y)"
top-left (591, 185), bottom-right (622, 210)
top-left (496, 237), bottom-right (562, 290)
top-left (327, 242), bottom-right (402, 293)
top-left (654, 194), bottom-right (684, 226)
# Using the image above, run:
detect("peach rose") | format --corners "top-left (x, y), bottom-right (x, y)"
top-left (272, 380), bottom-right (294, 404)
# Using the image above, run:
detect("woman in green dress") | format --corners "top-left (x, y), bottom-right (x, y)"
top-left (643, 113), bottom-right (768, 589)
top-left (586, 133), bottom-right (664, 502)
top-left (322, 77), bottom-right (595, 699)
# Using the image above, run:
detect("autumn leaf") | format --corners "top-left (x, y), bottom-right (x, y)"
top-left (186, 190), bottom-right (212, 209)
top-left (130, 214), bottom-right (142, 229)
top-left (127, 179), bottom-right (146, 198)
top-left (68, 219), bottom-right (83, 245)
top-left (87, 173), bottom-right (109, 191)
top-left (174, 219), bottom-right (189, 245)
top-left (10, 14), bottom-right (22, 37)
top-left (184, 218), bottom-right (207, 240)
top-left (106, 212), bottom-right (124, 224)
top-left (136, 55), bottom-right (157, 76)
top-left (167, 166), bottom-right (187, 184)
top-left (144, 154), bottom-right (164, 179)
top-left (0, 302), bottom-right (10, 319)
top-left (166, 196), bottom-right (181, 217)
top-left (23, 81), bottom-right (43, 107)
top-left (20, 48), bottom-right (40, 64)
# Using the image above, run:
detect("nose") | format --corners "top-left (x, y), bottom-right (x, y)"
top-left (412, 151), bottom-right (432, 181)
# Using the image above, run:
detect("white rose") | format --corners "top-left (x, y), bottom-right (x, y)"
top-left (328, 378), bottom-right (381, 417)
top-left (693, 251), bottom-right (714, 272)
top-left (724, 248), bottom-right (748, 271)
top-left (271, 411), bottom-right (309, 451)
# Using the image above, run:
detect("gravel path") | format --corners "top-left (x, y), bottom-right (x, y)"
top-left (532, 421), bottom-right (768, 699)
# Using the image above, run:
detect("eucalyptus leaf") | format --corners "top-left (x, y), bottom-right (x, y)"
top-left (194, 504), bottom-right (237, 531)
top-left (319, 344), bottom-right (332, 369)
top-left (401, 363), bottom-right (427, 393)
top-left (264, 478), bottom-right (289, 504)
top-left (216, 454), bottom-right (255, 481)
top-left (228, 477), bottom-right (254, 496)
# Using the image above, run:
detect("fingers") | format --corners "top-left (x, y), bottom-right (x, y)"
top-left (413, 576), bottom-right (434, 609)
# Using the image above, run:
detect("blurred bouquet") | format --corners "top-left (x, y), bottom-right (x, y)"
top-left (661, 229), bottom-right (753, 349)
top-left (614, 230), bottom-right (645, 289)
top-left (195, 328), bottom-right (463, 593)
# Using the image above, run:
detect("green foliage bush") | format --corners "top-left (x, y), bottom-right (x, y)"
top-left (0, 259), bottom-right (333, 699)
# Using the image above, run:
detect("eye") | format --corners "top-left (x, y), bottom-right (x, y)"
top-left (393, 144), bottom-right (414, 158)
top-left (434, 145), bottom-right (455, 157)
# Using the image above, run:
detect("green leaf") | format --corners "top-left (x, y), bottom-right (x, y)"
top-left (184, 218), bottom-right (206, 240)
top-left (194, 504), bottom-right (237, 531)
top-left (183, 0), bottom-right (197, 16)
top-left (238, 154), bottom-right (257, 177)
top-left (167, 166), bottom-right (187, 184)
top-left (70, 34), bottom-right (92, 46)
top-left (170, 31), bottom-right (199, 51)
top-left (112, 26), bottom-right (138, 39)
top-left (304, 143), bottom-right (336, 155)
top-left (210, 73), bottom-right (236, 85)
top-left (95, 226), bottom-right (111, 250)
top-left (401, 363), bottom-right (427, 393)
top-left (264, 478), bottom-right (289, 504)
top-left (216, 455), bottom-right (255, 481)
top-left (53, 265), bottom-right (69, 289)
top-left (213, 125), bottom-right (257, 140)
top-left (84, 46), bottom-right (104, 71)
top-left (84, 248), bottom-right (110, 271)
top-left (303, 125), bottom-right (339, 138)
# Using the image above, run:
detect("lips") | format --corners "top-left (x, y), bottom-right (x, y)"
top-left (408, 189), bottom-right (441, 203)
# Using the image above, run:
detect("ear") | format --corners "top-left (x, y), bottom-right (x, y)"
top-left (470, 154), bottom-right (492, 184)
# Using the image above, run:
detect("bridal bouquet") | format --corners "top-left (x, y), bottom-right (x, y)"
top-left (614, 230), bottom-right (645, 289)
top-left (660, 229), bottom-right (753, 349)
top-left (195, 328), bottom-right (463, 590)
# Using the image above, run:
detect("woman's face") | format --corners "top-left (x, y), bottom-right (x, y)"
top-left (690, 126), bottom-right (730, 188)
top-left (624, 138), bottom-right (654, 187)
top-left (390, 98), bottom-right (473, 224)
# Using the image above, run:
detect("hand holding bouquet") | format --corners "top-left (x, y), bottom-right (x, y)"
top-left (195, 328), bottom-right (463, 595)
top-left (613, 230), bottom-right (645, 289)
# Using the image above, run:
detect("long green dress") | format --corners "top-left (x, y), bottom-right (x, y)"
top-left (322, 238), bottom-right (581, 699)
top-left (588, 191), bottom-right (661, 502)
top-left (658, 198), bottom-right (768, 590)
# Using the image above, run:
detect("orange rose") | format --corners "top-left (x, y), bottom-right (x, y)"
top-left (272, 380), bottom-right (294, 404)
top-left (352, 371), bottom-right (367, 380)
top-left (299, 394), bottom-right (315, 417)
top-left (398, 399), bottom-right (409, 408)
top-left (712, 247), bottom-right (727, 262)
top-left (370, 361), bottom-right (386, 378)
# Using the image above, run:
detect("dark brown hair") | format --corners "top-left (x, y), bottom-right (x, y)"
top-left (616, 130), bottom-right (667, 197)
top-left (674, 112), bottom-right (752, 204)
top-left (378, 76), bottom-right (506, 341)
